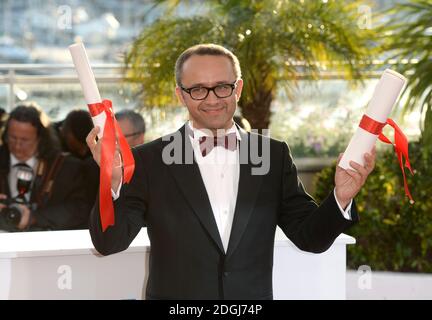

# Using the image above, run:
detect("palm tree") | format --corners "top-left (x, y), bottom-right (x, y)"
top-left (383, 0), bottom-right (432, 148)
top-left (125, 0), bottom-right (378, 130)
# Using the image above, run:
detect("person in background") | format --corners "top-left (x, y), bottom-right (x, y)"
top-left (58, 109), bottom-right (94, 160)
top-left (115, 109), bottom-right (146, 148)
top-left (57, 109), bottom-right (99, 212)
top-left (0, 103), bottom-right (89, 231)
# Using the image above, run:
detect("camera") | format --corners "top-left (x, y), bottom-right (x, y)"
top-left (0, 164), bottom-right (33, 231)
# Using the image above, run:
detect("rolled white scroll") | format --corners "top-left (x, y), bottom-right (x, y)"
top-left (69, 42), bottom-right (106, 138)
top-left (338, 69), bottom-right (406, 170)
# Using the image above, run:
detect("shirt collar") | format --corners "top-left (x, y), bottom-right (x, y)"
top-left (10, 154), bottom-right (37, 170)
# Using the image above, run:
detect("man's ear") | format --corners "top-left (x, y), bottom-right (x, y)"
top-left (235, 79), bottom-right (243, 102)
top-left (175, 87), bottom-right (186, 106)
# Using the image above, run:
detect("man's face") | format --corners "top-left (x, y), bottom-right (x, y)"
top-left (118, 118), bottom-right (144, 148)
top-left (7, 119), bottom-right (39, 162)
top-left (175, 55), bottom-right (243, 132)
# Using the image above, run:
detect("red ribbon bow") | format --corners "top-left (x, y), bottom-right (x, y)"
top-left (88, 99), bottom-right (135, 231)
top-left (359, 114), bottom-right (414, 203)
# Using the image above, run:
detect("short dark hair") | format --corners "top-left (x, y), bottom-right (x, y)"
top-left (2, 102), bottom-right (60, 161)
top-left (62, 109), bottom-right (93, 145)
top-left (175, 44), bottom-right (242, 86)
top-left (115, 109), bottom-right (146, 134)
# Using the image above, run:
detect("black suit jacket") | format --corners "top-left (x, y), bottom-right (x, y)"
top-left (0, 146), bottom-right (90, 231)
top-left (89, 125), bottom-right (358, 299)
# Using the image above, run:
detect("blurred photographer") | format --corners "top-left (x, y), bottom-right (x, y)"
top-left (0, 103), bottom-right (90, 232)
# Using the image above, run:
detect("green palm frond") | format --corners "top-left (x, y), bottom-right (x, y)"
top-left (383, 0), bottom-right (432, 140)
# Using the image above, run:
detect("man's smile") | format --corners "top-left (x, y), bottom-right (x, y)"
top-left (201, 105), bottom-right (225, 114)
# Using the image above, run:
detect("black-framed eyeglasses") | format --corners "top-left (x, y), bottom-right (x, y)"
top-left (180, 81), bottom-right (238, 100)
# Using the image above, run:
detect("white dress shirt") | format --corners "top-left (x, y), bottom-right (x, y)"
top-left (188, 121), bottom-right (241, 252)
top-left (112, 121), bottom-right (353, 251)
top-left (9, 154), bottom-right (37, 202)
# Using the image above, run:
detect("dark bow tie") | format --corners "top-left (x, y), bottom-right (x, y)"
top-left (198, 132), bottom-right (238, 157)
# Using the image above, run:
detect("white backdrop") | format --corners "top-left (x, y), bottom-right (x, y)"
top-left (0, 228), bottom-right (355, 299)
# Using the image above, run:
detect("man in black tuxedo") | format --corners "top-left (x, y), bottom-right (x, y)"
top-left (87, 44), bottom-right (376, 299)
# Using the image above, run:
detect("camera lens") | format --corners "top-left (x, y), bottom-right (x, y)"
top-left (5, 205), bottom-right (22, 226)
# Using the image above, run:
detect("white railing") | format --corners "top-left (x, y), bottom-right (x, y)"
top-left (0, 63), bottom-right (400, 111)
top-left (0, 64), bottom-right (124, 111)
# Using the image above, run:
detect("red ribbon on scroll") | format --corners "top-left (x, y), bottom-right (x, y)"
top-left (88, 99), bottom-right (135, 231)
top-left (359, 114), bottom-right (414, 202)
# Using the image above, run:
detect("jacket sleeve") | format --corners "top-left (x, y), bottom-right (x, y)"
top-left (89, 148), bottom-right (147, 256)
top-left (277, 142), bottom-right (359, 253)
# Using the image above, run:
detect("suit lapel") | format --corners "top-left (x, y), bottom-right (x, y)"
top-left (165, 125), bottom-right (225, 254)
top-left (164, 125), bottom-right (264, 257)
top-left (226, 129), bottom-right (263, 258)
